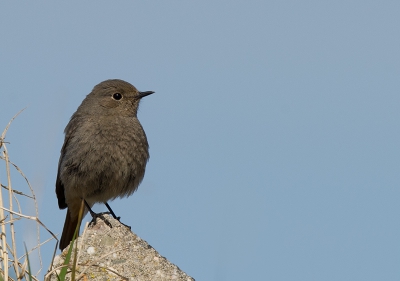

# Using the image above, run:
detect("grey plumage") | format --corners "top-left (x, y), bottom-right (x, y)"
top-left (56, 79), bottom-right (153, 250)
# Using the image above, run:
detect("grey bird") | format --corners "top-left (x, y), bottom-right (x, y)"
top-left (56, 79), bottom-right (154, 250)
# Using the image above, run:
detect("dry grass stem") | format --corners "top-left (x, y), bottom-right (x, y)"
top-left (0, 110), bottom-right (56, 280)
top-left (0, 184), bottom-right (34, 199)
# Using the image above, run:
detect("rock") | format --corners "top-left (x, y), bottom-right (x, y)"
top-left (46, 214), bottom-right (194, 281)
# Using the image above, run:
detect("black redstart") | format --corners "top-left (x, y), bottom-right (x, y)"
top-left (55, 79), bottom-right (154, 250)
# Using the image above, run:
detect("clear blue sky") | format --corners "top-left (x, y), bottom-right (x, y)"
top-left (1, 1), bottom-right (399, 280)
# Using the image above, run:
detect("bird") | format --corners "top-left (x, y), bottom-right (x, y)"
top-left (55, 79), bottom-right (154, 250)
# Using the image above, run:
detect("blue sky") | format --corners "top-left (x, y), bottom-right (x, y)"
top-left (1, 1), bottom-right (399, 280)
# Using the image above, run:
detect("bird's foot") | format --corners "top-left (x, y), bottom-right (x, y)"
top-left (83, 200), bottom-right (113, 228)
top-left (120, 221), bottom-right (131, 230)
top-left (88, 211), bottom-right (113, 228)
top-left (104, 202), bottom-right (130, 229)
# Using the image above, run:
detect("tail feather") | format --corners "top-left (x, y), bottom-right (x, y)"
top-left (59, 209), bottom-right (80, 250)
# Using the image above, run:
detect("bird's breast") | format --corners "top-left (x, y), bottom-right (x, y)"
top-left (60, 116), bottom-right (149, 203)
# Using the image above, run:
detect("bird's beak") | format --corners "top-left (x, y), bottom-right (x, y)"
top-left (137, 91), bottom-right (155, 99)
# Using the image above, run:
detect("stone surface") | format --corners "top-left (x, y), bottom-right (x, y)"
top-left (46, 214), bottom-right (195, 281)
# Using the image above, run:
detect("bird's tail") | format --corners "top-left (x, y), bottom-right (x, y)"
top-left (59, 208), bottom-right (80, 250)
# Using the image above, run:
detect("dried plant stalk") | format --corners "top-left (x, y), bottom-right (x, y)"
top-left (0, 110), bottom-right (57, 281)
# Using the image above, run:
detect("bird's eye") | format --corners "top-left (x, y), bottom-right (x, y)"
top-left (112, 93), bottom-right (122, 100)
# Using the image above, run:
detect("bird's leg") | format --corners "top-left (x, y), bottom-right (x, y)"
top-left (84, 200), bottom-right (112, 228)
top-left (84, 200), bottom-right (97, 217)
top-left (104, 202), bottom-right (120, 220)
